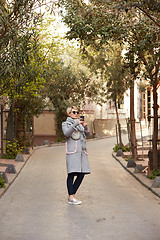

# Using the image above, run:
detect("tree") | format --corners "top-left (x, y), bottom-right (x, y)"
top-left (44, 59), bottom-right (92, 137)
top-left (3, 34), bottom-right (46, 145)
top-left (124, 48), bottom-right (141, 160)
top-left (106, 44), bottom-right (130, 147)
top-left (82, 42), bottom-right (131, 147)
top-left (0, 0), bottom-right (48, 145)
top-left (59, 0), bottom-right (160, 167)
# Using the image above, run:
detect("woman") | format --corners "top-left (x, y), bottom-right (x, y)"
top-left (62, 106), bottom-right (91, 205)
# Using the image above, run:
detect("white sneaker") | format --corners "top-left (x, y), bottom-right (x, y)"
top-left (68, 198), bottom-right (82, 205)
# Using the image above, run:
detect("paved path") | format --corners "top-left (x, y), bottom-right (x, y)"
top-left (0, 137), bottom-right (160, 240)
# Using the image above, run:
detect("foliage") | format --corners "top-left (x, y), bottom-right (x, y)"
top-left (3, 34), bottom-right (47, 143)
top-left (57, 137), bottom-right (64, 142)
top-left (0, 175), bottom-right (5, 188)
top-left (149, 169), bottom-right (160, 180)
top-left (14, 94), bottom-right (46, 145)
top-left (115, 0), bottom-right (160, 28)
top-left (45, 59), bottom-right (92, 137)
top-left (78, 41), bottom-right (130, 106)
top-left (113, 144), bottom-right (131, 152)
top-left (106, 44), bottom-right (130, 102)
top-left (2, 140), bottom-right (24, 159)
top-left (0, 18), bottom-right (46, 98)
top-left (138, 81), bottom-right (149, 93)
top-left (59, 0), bottom-right (159, 84)
top-left (0, 0), bottom-right (56, 49)
top-left (125, 156), bottom-right (133, 162)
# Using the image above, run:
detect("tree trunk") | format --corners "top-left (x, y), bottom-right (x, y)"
top-left (152, 81), bottom-right (159, 169)
top-left (115, 100), bottom-right (123, 146)
top-left (130, 79), bottom-right (138, 160)
top-left (137, 50), bottom-right (159, 169)
top-left (15, 101), bottom-right (26, 146)
top-left (6, 101), bottom-right (15, 142)
top-left (15, 112), bottom-right (23, 142)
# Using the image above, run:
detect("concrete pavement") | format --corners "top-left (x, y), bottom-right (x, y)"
top-left (112, 151), bottom-right (160, 198)
top-left (0, 137), bottom-right (160, 240)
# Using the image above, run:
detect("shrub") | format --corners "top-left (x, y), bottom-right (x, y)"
top-left (2, 140), bottom-right (24, 159)
top-left (149, 169), bottom-right (160, 180)
top-left (125, 156), bottom-right (132, 161)
top-left (113, 144), bottom-right (131, 152)
top-left (0, 175), bottom-right (5, 188)
top-left (57, 137), bottom-right (63, 142)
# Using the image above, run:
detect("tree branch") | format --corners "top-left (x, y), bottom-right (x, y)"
top-left (136, 5), bottom-right (160, 28)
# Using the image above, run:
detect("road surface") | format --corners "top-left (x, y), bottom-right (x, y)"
top-left (0, 137), bottom-right (160, 240)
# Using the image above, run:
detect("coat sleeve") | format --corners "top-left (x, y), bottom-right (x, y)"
top-left (62, 119), bottom-right (79, 138)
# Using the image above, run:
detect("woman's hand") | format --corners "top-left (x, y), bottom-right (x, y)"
top-left (79, 119), bottom-right (87, 127)
top-left (83, 122), bottom-right (87, 127)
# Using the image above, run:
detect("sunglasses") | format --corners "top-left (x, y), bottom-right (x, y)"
top-left (72, 110), bottom-right (79, 114)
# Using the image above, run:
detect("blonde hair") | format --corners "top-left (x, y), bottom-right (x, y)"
top-left (66, 105), bottom-right (78, 116)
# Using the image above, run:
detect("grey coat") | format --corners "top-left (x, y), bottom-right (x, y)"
top-left (62, 117), bottom-right (91, 174)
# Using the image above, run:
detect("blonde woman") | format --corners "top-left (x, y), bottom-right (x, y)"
top-left (62, 106), bottom-right (91, 205)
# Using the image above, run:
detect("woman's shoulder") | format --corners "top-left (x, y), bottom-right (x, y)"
top-left (62, 118), bottom-right (72, 127)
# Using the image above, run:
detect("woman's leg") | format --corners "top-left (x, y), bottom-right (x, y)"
top-left (67, 173), bottom-right (85, 200)
top-left (67, 173), bottom-right (84, 204)
top-left (73, 173), bottom-right (85, 195)
top-left (67, 173), bottom-right (75, 196)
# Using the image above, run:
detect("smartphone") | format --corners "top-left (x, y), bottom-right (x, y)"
top-left (80, 115), bottom-right (84, 121)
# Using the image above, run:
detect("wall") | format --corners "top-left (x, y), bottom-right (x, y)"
top-left (33, 110), bottom-right (57, 145)
top-left (93, 119), bottom-right (127, 137)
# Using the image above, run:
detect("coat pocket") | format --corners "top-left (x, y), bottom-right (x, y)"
top-left (66, 141), bottom-right (78, 154)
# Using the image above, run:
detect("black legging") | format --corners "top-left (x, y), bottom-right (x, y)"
top-left (67, 172), bottom-right (85, 195)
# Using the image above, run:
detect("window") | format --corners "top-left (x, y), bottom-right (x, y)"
top-left (141, 92), bottom-right (146, 119)
top-left (147, 88), bottom-right (151, 117)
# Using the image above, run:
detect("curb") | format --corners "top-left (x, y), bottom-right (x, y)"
top-left (112, 152), bottom-right (160, 199)
top-left (0, 148), bottom-right (36, 199)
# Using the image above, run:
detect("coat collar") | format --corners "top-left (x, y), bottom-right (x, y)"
top-left (66, 117), bottom-right (76, 124)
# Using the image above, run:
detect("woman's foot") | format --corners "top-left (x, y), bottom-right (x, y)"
top-left (68, 198), bottom-right (82, 205)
